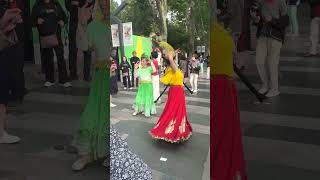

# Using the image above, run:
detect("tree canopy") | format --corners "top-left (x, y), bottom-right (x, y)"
top-left (111, 0), bottom-right (209, 54)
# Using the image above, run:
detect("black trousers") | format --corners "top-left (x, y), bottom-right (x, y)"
top-left (41, 35), bottom-right (69, 83)
top-left (7, 43), bottom-right (26, 102)
top-left (68, 22), bottom-right (78, 79)
top-left (83, 50), bottom-right (92, 81)
top-left (122, 75), bottom-right (131, 88)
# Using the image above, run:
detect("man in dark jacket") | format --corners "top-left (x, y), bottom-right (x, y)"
top-left (251, 0), bottom-right (289, 97)
top-left (32, 0), bottom-right (71, 87)
top-left (65, 0), bottom-right (94, 80)
top-left (304, 0), bottom-right (320, 56)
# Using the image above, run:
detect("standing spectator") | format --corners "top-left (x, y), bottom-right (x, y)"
top-left (32, 0), bottom-right (71, 87)
top-left (110, 58), bottom-right (118, 107)
top-left (0, 8), bottom-right (22, 144)
top-left (251, 0), bottom-right (288, 97)
top-left (288, 0), bottom-right (300, 36)
top-left (151, 51), bottom-right (161, 103)
top-left (5, 0), bottom-right (26, 104)
top-left (130, 51), bottom-right (140, 88)
top-left (65, 0), bottom-right (94, 80)
top-left (178, 51), bottom-right (188, 81)
top-left (304, 0), bottom-right (320, 56)
top-left (119, 56), bottom-right (132, 89)
top-left (189, 54), bottom-right (201, 92)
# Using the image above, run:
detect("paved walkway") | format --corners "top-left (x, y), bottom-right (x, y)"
top-left (239, 3), bottom-right (320, 179)
top-left (111, 71), bottom-right (210, 180)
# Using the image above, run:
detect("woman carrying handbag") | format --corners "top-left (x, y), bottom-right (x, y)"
top-left (32, 0), bottom-right (71, 88)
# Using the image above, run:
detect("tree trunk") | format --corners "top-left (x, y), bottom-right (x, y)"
top-left (155, 0), bottom-right (168, 42)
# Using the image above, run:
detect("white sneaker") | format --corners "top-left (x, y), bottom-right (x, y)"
top-left (0, 131), bottom-right (20, 144)
top-left (258, 86), bottom-right (269, 94)
top-left (110, 103), bottom-right (117, 107)
top-left (129, 87), bottom-right (133, 90)
top-left (265, 90), bottom-right (280, 98)
top-left (193, 89), bottom-right (198, 93)
top-left (44, 81), bottom-right (55, 87)
top-left (124, 87), bottom-right (127, 90)
top-left (132, 112), bottom-right (138, 116)
top-left (62, 82), bottom-right (72, 88)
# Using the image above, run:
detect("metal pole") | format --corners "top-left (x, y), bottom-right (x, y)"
top-left (111, 0), bottom-right (129, 61)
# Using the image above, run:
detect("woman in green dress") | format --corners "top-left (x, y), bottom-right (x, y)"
top-left (71, 0), bottom-right (109, 171)
top-left (132, 54), bottom-right (157, 117)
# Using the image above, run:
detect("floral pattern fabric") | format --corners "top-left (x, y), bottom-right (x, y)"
top-left (110, 126), bottom-right (152, 180)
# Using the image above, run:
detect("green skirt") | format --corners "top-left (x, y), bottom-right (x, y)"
top-left (133, 82), bottom-right (156, 117)
top-left (72, 68), bottom-right (109, 160)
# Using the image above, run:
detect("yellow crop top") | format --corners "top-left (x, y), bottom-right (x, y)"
top-left (211, 22), bottom-right (234, 77)
top-left (160, 67), bottom-right (184, 86)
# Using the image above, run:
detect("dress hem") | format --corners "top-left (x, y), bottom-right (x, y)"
top-left (149, 131), bottom-right (192, 143)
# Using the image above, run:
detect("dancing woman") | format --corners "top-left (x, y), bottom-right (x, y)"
top-left (132, 54), bottom-right (157, 117)
top-left (71, 0), bottom-right (109, 170)
top-left (210, 15), bottom-right (247, 180)
top-left (150, 43), bottom-right (192, 143)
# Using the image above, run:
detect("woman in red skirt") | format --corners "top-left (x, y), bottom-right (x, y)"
top-left (210, 20), bottom-right (247, 179)
top-left (149, 45), bottom-right (192, 143)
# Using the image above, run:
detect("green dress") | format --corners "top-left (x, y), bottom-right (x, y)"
top-left (72, 19), bottom-right (110, 160)
top-left (133, 66), bottom-right (156, 117)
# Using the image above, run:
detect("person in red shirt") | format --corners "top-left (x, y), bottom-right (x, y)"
top-left (151, 51), bottom-right (161, 103)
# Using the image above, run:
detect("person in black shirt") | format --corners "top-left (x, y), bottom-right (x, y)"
top-left (32, 0), bottom-right (71, 87)
top-left (130, 51), bottom-right (140, 88)
top-left (120, 56), bottom-right (132, 89)
top-left (65, 0), bottom-right (94, 81)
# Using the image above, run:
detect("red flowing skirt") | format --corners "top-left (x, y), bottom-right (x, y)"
top-left (211, 75), bottom-right (247, 180)
top-left (150, 86), bottom-right (192, 143)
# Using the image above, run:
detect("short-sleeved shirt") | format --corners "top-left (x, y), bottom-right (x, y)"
top-left (138, 66), bottom-right (153, 82)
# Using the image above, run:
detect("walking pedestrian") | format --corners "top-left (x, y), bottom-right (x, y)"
top-left (206, 55), bottom-right (210, 79)
top-left (251, 0), bottom-right (289, 97)
top-left (189, 54), bottom-right (201, 92)
top-left (31, 0), bottom-right (71, 88)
